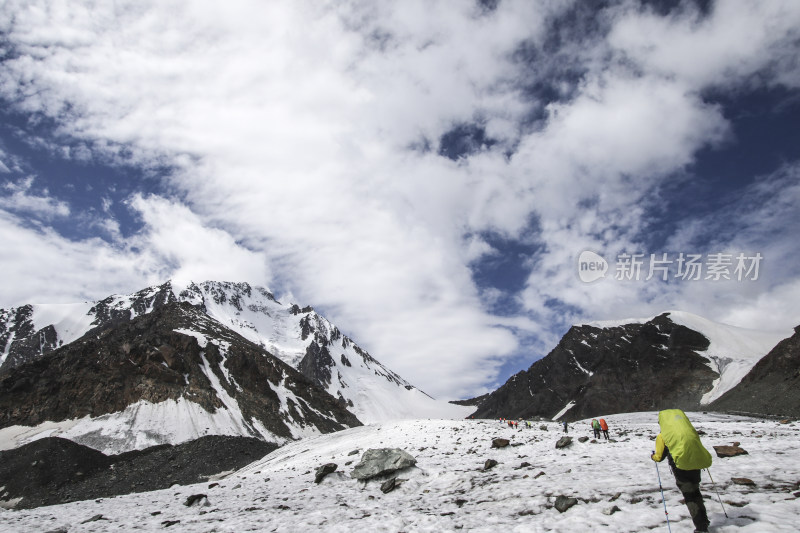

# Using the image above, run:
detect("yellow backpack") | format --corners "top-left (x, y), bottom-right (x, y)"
top-left (658, 409), bottom-right (712, 470)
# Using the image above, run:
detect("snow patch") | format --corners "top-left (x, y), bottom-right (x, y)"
top-left (552, 401), bottom-right (576, 420)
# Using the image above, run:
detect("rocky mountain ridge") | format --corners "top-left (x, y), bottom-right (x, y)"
top-left (467, 312), bottom-right (794, 421)
top-left (0, 280), bottom-right (467, 424)
top-left (0, 301), bottom-right (361, 454)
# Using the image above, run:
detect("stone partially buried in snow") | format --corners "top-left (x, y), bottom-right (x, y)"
top-left (554, 495), bottom-right (578, 513)
top-left (314, 463), bottom-right (338, 484)
top-left (555, 437), bottom-right (573, 449)
top-left (713, 445), bottom-right (748, 458)
top-left (350, 448), bottom-right (417, 480)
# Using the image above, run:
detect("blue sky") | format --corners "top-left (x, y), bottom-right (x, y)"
top-left (1, 0), bottom-right (799, 399)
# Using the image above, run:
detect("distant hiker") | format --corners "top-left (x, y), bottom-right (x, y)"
top-left (651, 409), bottom-right (712, 533)
top-left (591, 419), bottom-right (601, 439)
top-left (599, 418), bottom-right (609, 440)
top-left (562, 421), bottom-right (568, 433)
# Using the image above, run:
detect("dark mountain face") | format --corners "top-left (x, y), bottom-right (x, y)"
top-left (710, 325), bottom-right (800, 418)
top-left (469, 313), bottom-right (718, 421)
top-left (0, 280), bottom-right (437, 423)
top-left (0, 302), bottom-right (361, 450)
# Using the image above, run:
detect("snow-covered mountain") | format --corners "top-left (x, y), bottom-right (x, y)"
top-left (586, 311), bottom-right (791, 405)
top-left (0, 301), bottom-right (361, 454)
top-left (468, 311), bottom-right (792, 421)
top-left (0, 280), bottom-right (469, 426)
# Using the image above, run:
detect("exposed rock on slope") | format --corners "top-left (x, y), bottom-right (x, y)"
top-left (0, 302), bottom-right (361, 453)
top-left (710, 325), bottom-right (800, 417)
top-left (469, 314), bottom-right (719, 421)
top-left (0, 280), bottom-right (467, 423)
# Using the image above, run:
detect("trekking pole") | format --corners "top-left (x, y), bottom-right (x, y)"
top-left (653, 454), bottom-right (672, 533)
top-left (705, 468), bottom-right (728, 518)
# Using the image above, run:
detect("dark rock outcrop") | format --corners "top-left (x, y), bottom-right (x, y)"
top-left (467, 313), bottom-right (718, 421)
top-left (0, 435), bottom-right (275, 509)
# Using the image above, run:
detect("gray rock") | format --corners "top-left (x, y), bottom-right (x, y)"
top-left (80, 514), bottom-right (106, 524)
top-left (350, 448), bottom-right (416, 480)
top-left (578, 437), bottom-right (589, 443)
top-left (554, 495), bottom-right (578, 513)
top-left (380, 477), bottom-right (396, 493)
top-left (314, 463), bottom-right (337, 484)
top-left (603, 505), bottom-right (621, 515)
top-left (492, 438), bottom-right (510, 448)
top-left (184, 494), bottom-right (208, 507)
top-left (555, 437), bottom-right (573, 449)
top-left (483, 459), bottom-right (498, 471)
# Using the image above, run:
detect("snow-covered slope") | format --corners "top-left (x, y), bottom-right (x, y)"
top-left (0, 280), bottom-right (469, 423)
top-left (3, 413), bottom-right (798, 531)
top-left (584, 311), bottom-right (790, 405)
top-left (665, 311), bottom-right (791, 403)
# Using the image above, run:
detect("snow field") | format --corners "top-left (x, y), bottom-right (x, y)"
top-left (1, 412), bottom-right (797, 532)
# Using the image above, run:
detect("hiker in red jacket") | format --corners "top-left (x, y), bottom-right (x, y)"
top-left (599, 418), bottom-right (609, 440)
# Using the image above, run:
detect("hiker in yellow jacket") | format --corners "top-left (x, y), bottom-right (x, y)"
top-left (651, 409), bottom-right (712, 533)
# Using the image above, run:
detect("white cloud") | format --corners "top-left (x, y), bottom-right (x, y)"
top-left (0, 177), bottom-right (71, 219)
top-left (608, 0), bottom-right (800, 90)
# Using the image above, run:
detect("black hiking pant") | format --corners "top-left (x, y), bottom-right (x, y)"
top-left (602, 430), bottom-right (609, 440)
top-left (671, 465), bottom-right (710, 531)
top-left (593, 428), bottom-right (600, 439)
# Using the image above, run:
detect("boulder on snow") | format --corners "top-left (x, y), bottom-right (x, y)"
top-left (555, 437), bottom-right (573, 449)
top-left (731, 477), bottom-right (756, 486)
top-left (713, 445), bottom-right (748, 458)
top-left (578, 436), bottom-right (589, 443)
top-left (380, 477), bottom-right (397, 493)
top-left (554, 495), bottom-right (578, 513)
top-left (483, 459), bottom-right (498, 471)
top-left (314, 463), bottom-right (337, 484)
top-left (492, 438), bottom-right (510, 448)
top-left (184, 494), bottom-right (208, 507)
top-left (350, 448), bottom-right (416, 480)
